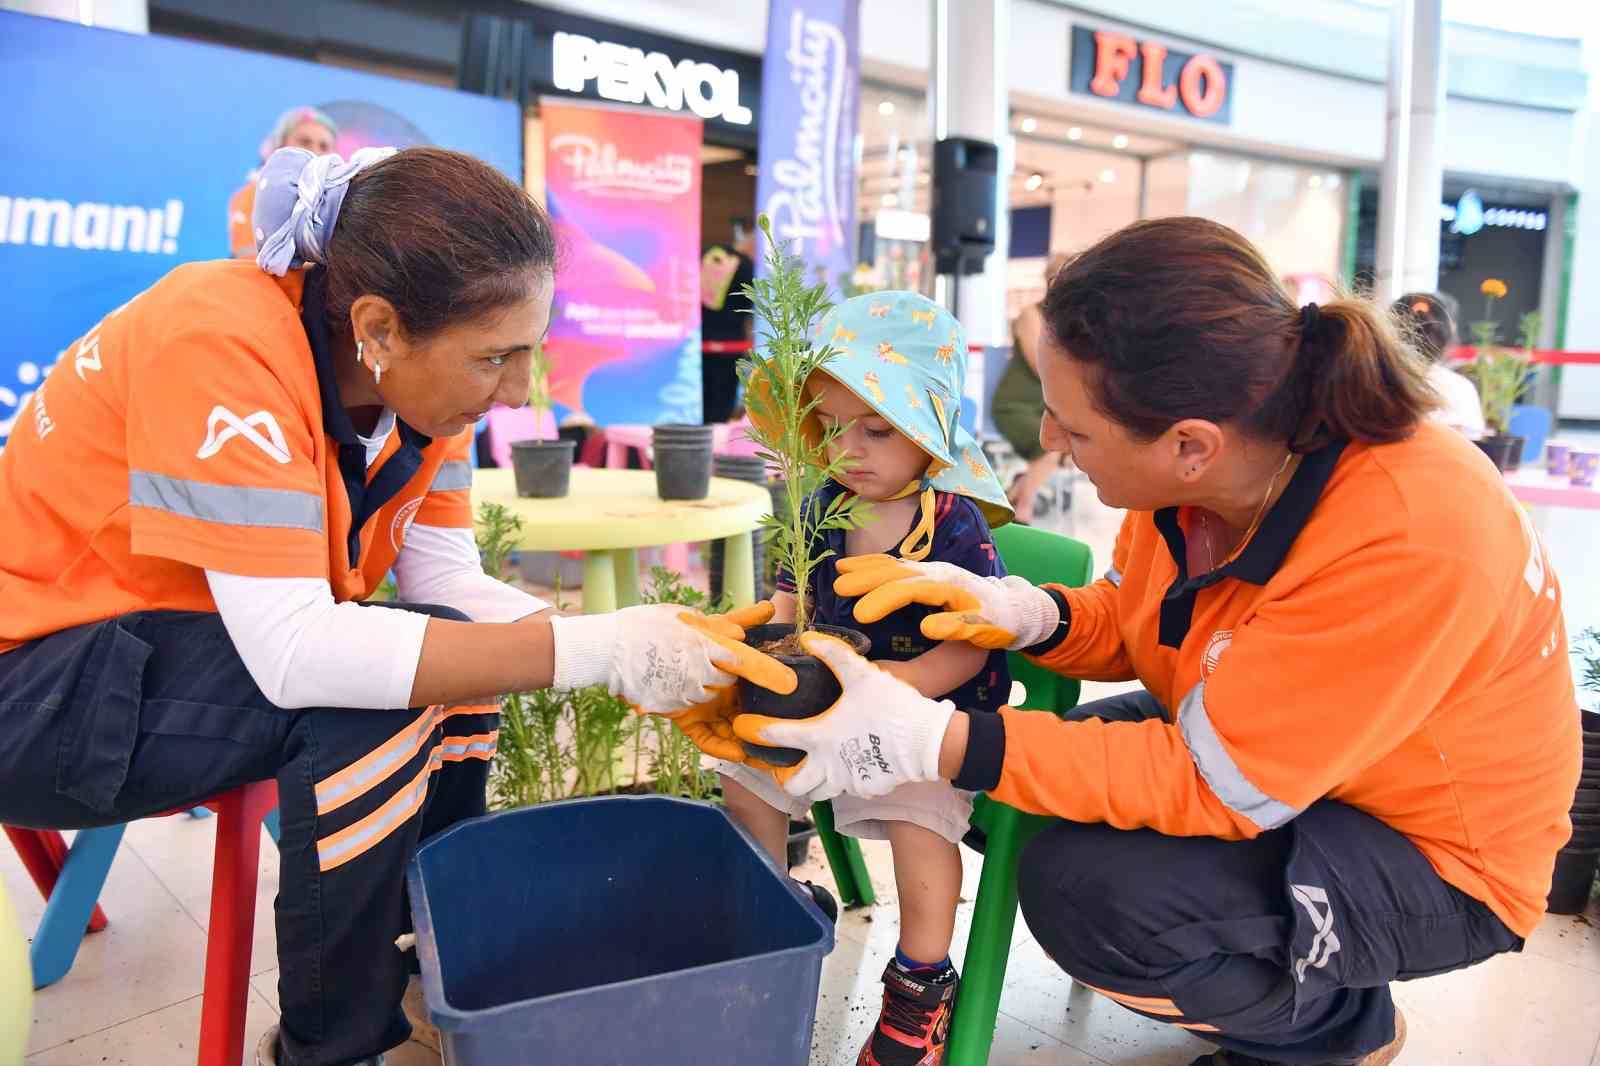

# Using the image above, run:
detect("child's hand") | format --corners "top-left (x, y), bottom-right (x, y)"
top-left (833, 554), bottom-right (1063, 651)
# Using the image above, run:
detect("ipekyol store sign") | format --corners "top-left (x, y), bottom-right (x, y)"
top-left (1069, 26), bottom-right (1232, 125)
top-left (519, 6), bottom-right (762, 145)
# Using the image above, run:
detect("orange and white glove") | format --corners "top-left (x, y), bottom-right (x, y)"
top-left (552, 602), bottom-right (795, 714)
top-left (833, 554), bottom-right (1062, 651)
top-left (733, 631), bottom-right (956, 801)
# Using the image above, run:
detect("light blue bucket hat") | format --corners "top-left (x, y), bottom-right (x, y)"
top-left (756, 291), bottom-right (1012, 556)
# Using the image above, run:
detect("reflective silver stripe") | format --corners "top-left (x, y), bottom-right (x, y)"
top-left (440, 737), bottom-right (497, 760)
top-left (316, 754), bottom-right (437, 870)
top-left (1105, 567), bottom-right (1123, 587)
top-left (430, 460), bottom-right (473, 493)
top-left (129, 470), bottom-right (323, 532)
top-left (1178, 682), bottom-right (1299, 830)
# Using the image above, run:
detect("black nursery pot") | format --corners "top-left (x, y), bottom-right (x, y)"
top-left (510, 439), bottom-right (575, 498)
top-left (1474, 435), bottom-right (1517, 471)
top-left (1547, 847), bottom-right (1600, 915)
top-left (737, 623), bottom-right (872, 767)
top-left (653, 442), bottom-right (714, 500)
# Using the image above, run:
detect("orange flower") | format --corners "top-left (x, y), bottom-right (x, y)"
top-left (1480, 279), bottom-right (1508, 298)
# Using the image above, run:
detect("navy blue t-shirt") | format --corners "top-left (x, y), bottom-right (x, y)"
top-left (777, 480), bottom-right (1010, 713)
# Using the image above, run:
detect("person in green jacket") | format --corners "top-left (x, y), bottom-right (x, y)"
top-left (991, 256), bottom-right (1069, 521)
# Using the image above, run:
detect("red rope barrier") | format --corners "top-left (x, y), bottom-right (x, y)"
top-left (1448, 346), bottom-right (1600, 366)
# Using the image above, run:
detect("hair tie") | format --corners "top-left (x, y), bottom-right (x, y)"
top-left (1299, 302), bottom-right (1321, 335)
top-left (254, 145), bottom-right (397, 276)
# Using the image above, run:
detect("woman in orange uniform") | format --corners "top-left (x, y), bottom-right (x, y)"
top-left (228, 106), bottom-right (338, 258)
top-left (0, 145), bottom-right (782, 1066)
top-left (732, 218), bottom-right (1581, 1066)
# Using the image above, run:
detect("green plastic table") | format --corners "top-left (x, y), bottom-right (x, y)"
top-left (472, 467), bottom-right (770, 613)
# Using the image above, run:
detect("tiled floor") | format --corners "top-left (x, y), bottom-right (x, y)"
top-left (7, 436), bottom-right (1599, 1065)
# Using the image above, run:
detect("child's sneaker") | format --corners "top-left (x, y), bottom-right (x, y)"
top-left (856, 959), bottom-right (958, 1066)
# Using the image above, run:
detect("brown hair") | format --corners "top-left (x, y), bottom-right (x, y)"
top-left (1041, 217), bottom-right (1436, 451)
top-left (1391, 292), bottom-right (1456, 363)
top-left (322, 147), bottom-right (556, 343)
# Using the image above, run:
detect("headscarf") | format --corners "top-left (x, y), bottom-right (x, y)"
top-left (253, 145), bottom-right (397, 276)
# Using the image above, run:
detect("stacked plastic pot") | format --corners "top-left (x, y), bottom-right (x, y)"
top-left (1550, 708), bottom-right (1600, 914)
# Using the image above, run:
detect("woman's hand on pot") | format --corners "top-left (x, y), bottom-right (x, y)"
top-left (732, 631), bottom-right (956, 801)
top-left (833, 554), bottom-right (1062, 651)
top-left (550, 601), bottom-right (796, 714)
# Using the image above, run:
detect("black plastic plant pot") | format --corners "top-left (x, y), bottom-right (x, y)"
top-left (1546, 847), bottom-right (1599, 915)
top-left (654, 443), bottom-right (714, 500)
top-left (1505, 434), bottom-right (1527, 469)
top-left (737, 623), bottom-right (872, 767)
top-left (1580, 708), bottom-right (1600, 735)
top-left (786, 819), bottom-right (818, 869)
top-left (1474, 435), bottom-right (1517, 471)
top-left (510, 439), bottom-right (575, 498)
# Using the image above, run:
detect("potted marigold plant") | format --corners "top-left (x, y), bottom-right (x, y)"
top-left (1461, 279), bottom-right (1531, 471)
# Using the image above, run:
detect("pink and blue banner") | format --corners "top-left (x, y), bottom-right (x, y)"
top-left (755, 0), bottom-right (861, 290)
top-left (541, 99), bottom-right (704, 425)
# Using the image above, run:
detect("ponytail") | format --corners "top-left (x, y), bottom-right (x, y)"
top-left (1042, 217), bottom-right (1437, 450)
top-left (1256, 297), bottom-right (1438, 452)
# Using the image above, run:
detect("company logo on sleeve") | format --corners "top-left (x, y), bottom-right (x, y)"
top-left (196, 406), bottom-right (291, 464)
top-left (1201, 629), bottom-right (1233, 677)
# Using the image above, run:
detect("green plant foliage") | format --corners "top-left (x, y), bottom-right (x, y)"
top-left (738, 214), bottom-right (871, 636)
top-left (1576, 628), bottom-right (1600, 708)
top-left (527, 343), bottom-right (553, 438)
top-left (475, 501), bottom-right (524, 584)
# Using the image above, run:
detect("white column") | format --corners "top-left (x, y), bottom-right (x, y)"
top-left (1374, 0), bottom-right (1414, 302)
top-left (928, 0), bottom-right (1010, 349)
top-left (1376, 0), bottom-right (1445, 301)
top-left (1399, 0), bottom-right (1445, 295)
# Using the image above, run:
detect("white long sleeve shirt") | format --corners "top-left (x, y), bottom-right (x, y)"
top-left (205, 413), bottom-right (546, 709)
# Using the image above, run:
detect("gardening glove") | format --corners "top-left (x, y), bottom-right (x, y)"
top-left (733, 631), bottom-right (956, 801)
top-left (834, 554), bottom-right (1062, 651)
top-left (551, 602), bottom-right (796, 715)
top-left (653, 683), bottom-right (749, 763)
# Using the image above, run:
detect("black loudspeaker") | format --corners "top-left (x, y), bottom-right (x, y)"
top-left (459, 15), bottom-right (530, 102)
top-left (931, 138), bottom-right (999, 275)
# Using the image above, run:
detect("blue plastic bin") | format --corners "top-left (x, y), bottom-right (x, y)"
top-left (407, 795), bottom-right (834, 1065)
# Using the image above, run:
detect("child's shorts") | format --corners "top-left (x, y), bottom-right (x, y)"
top-left (717, 760), bottom-right (975, 845)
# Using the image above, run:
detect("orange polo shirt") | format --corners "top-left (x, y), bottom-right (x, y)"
top-left (958, 423), bottom-right (1580, 936)
top-left (0, 259), bottom-right (473, 654)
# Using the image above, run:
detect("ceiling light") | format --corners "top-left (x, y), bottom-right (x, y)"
top-left (881, 192), bottom-right (898, 206)
top-left (1309, 174), bottom-right (1324, 188)
top-left (1327, 174), bottom-right (1342, 189)
top-left (1067, 126), bottom-right (1083, 141)
top-left (1099, 168), bottom-right (1116, 183)
top-left (1024, 172), bottom-right (1044, 191)
top-left (1112, 134), bottom-right (1129, 150)
top-left (1020, 116), bottom-right (1037, 133)
top-left (878, 100), bottom-right (896, 116)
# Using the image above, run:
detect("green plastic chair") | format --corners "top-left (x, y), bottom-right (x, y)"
top-left (813, 522), bottom-right (1093, 1064)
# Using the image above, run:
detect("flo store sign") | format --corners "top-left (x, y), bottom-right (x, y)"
top-left (1069, 26), bottom-right (1233, 125)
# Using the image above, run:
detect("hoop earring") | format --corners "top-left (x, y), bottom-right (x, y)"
top-left (356, 339), bottom-right (364, 366)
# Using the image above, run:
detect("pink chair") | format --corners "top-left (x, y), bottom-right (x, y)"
top-left (484, 406), bottom-right (559, 469)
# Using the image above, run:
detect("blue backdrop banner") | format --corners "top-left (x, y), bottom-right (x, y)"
top-left (0, 11), bottom-right (522, 443)
top-left (754, 0), bottom-right (860, 290)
